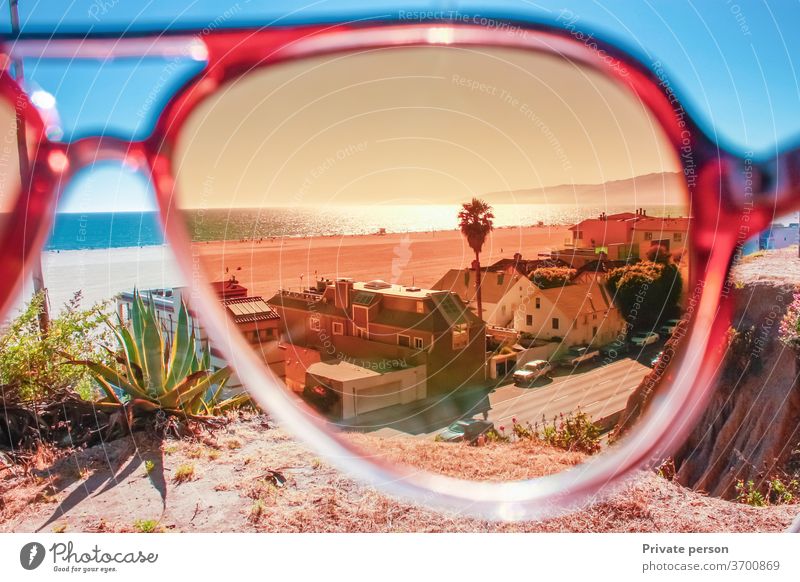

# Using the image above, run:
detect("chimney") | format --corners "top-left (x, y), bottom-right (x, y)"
top-left (513, 252), bottom-right (522, 262)
top-left (335, 278), bottom-right (353, 310)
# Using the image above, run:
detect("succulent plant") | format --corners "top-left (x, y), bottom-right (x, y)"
top-left (75, 290), bottom-right (245, 417)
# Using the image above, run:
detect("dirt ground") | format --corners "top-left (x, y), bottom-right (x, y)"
top-left (733, 245), bottom-right (800, 285)
top-left (1, 415), bottom-right (795, 533)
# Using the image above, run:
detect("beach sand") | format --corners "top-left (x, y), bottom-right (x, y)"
top-left (28, 225), bottom-right (569, 314)
top-left (192, 225), bottom-right (570, 298)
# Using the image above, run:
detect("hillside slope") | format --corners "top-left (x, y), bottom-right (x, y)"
top-left (674, 250), bottom-right (800, 498)
top-left (1, 416), bottom-right (795, 533)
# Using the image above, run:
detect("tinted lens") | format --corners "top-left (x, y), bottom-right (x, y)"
top-left (173, 45), bottom-right (689, 481)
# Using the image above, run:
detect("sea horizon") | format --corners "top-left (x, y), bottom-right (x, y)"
top-left (45, 204), bottom-right (687, 252)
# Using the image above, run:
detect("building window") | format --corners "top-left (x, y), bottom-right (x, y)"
top-left (309, 317), bottom-right (321, 331)
top-left (575, 230), bottom-right (583, 240)
top-left (452, 324), bottom-right (469, 350)
top-left (644, 232), bottom-right (653, 241)
top-left (332, 322), bottom-right (344, 335)
top-left (416, 301), bottom-right (425, 314)
top-left (673, 232), bottom-right (682, 242)
top-left (398, 334), bottom-right (411, 347)
top-left (535, 297), bottom-right (541, 309)
top-left (552, 318), bottom-right (559, 330)
top-left (592, 326), bottom-right (598, 337)
top-left (464, 271), bottom-right (470, 286)
top-left (497, 273), bottom-right (504, 285)
top-left (526, 314), bottom-right (533, 326)
top-left (414, 337), bottom-right (424, 349)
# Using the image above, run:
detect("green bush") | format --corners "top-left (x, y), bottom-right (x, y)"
top-left (606, 260), bottom-right (682, 328)
top-left (531, 267), bottom-right (576, 289)
top-left (0, 292), bottom-right (114, 402)
top-left (735, 477), bottom-right (800, 506)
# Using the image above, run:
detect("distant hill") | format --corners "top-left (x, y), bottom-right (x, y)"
top-left (483, 172), bottom-right (685, 206)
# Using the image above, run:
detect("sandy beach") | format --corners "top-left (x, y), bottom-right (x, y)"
top-left (192, 225), bottom-right (570, 298)
top-left (25, 225), bottom-right (568, 315)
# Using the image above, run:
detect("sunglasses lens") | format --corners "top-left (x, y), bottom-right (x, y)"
top-left (0, 98), bottom-right (22, 242)
top-left (172, 45), bottom-right (690, 481)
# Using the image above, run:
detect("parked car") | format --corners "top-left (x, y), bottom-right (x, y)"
top-left (630, 331), bottom-right (660, 347)
top-left (437, 419), bottom-right (495, 443)
top-left (658, 318), bottom-right (682, 337)
top-left (558, 345), bottom-right (600, 367)
top-left (513, 359), bottom-right (553, 386)
top-left (600, 341), bottom-right (630, 359)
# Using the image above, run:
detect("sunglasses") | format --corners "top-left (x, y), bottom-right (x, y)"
top-left (2, 21), bottom-right (798, 524)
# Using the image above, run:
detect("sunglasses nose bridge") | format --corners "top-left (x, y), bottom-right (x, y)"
top-left (63, 136), bottom-right (150, 176)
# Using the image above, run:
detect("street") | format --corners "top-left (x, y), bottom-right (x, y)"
top-left (486, 356), bottom-right (653, 431)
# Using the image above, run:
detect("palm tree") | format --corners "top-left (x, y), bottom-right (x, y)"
top-left (458, 198), bottom-right (494, 320)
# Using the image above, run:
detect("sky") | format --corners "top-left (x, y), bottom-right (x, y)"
top-left (173, 46), bottom-right (680, 208)
top-left (0, 0), bottom-right (798, 212)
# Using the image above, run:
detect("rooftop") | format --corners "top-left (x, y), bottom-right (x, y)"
top-left (352, 280), bottom-right (433, 299)
top-left (307, 360), bottom-right (384, 382)
top-left (222, 296), bottom-right (280, 324)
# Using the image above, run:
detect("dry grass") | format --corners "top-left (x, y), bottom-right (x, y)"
top-left (1, 417), bottom-right (796, 533)
top-left (172, 464), bottom-right (195, 484)
top-left (346, 433), bottom-right (585, 481)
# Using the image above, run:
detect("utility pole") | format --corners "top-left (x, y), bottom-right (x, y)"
top-left (9, 0), bottom-right (50, 332)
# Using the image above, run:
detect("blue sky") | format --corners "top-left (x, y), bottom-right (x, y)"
top-left (2, 0), bottom-right (799, 212)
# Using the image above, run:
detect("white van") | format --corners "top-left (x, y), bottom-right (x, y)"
top-left (513, 359), bottom-right (553, 386)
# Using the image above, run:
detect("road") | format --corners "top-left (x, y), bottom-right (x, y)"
top-left (361, 353), bottom-right (654, 439)
top-left (487, 356), bottom-right (652, 430)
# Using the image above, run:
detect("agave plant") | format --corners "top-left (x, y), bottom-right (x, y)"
top-left (75, 290), bottom-right (245, 418)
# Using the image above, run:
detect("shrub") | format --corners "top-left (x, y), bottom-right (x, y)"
top-left (0, 292), bottom-right (114, 403)
top-left (735, 480), bottom-right (767, 507)
top-left (779, 291), bottom-right (800, 351)
top-left (531, 267), bottom-right (576, 289)
top-left (606, 260), bottom-right (682, 328)
top-left (536, 412), bottom-right (601, 454)
top-left (735, 477), bottom-right (800, 506)
top-left (506, 413), bottom-right (601, 455)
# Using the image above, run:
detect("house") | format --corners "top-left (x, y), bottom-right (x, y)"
top-left (116, 277), bottom-right (284, 392)
top-left (431, 253), bottom-right (566, 328)
top-left (513, 278), bottom-right (624, 347)
top-left (431, 266), bottom-right (539, 328)
top-left (760, 223), bottom-right (799, 250)
top-left (433, 254), bottom-right (626, 350)
top-left (267, 278), bottom-right (486, 419)
top-left (568, 209), bottom-right (690, 261)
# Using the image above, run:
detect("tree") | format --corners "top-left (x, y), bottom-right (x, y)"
top-left (458, 198), bottom-right (494, 320)
top-left (606, 260), bottom-right (682, 328)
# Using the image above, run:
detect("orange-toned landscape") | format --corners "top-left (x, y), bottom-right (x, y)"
top-left (193, 225), bottom-right (570, 296)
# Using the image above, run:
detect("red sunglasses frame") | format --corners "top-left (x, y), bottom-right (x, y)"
top-left (2, 22), bottom-right (798, 521)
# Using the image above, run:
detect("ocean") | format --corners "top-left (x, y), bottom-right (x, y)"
top-left (45, 204), bottom-right (685, 251)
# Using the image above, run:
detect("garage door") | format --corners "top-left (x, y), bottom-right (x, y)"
top-left (356, 381), bottom-right (402, 415)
